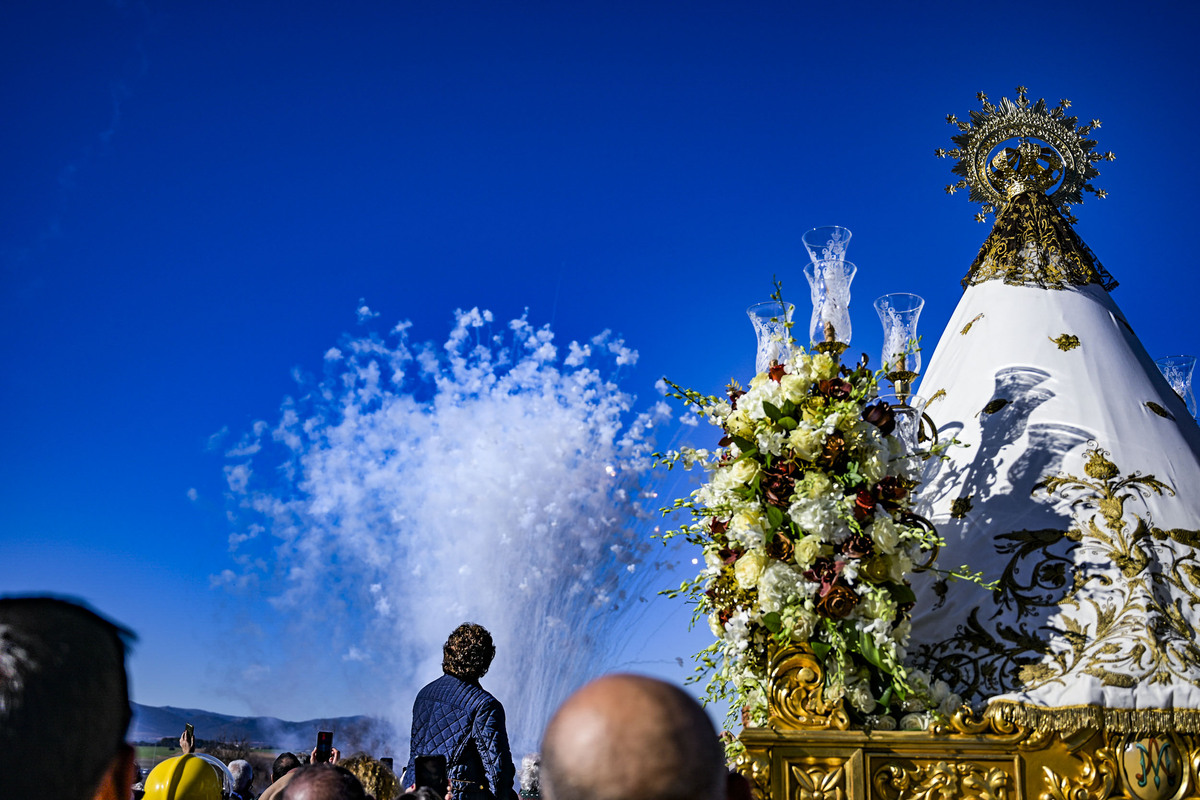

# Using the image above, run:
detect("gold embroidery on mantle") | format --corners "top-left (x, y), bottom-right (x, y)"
top-left (981, 398), bottom-right (1009, 415)
top-left (1146, 401), bottom-right (1175, 420)
top-left (963, 191), bottom-right (1117, 291)
top-left (961, 313), bottom-right (985, 335)
top-left (971, 446), bottom-right (1200, 733)
top-left (1051, 334), bottom-right (1081, 351)
top-left (928, 388), bottom-right (946, 405)
top-left (913, 444), bottom-right (1200, 721)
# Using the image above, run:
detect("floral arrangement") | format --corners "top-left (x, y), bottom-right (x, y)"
top-left (659, 310), bottom-right (983, 731)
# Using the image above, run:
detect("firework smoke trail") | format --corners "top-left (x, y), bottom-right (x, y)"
top-left (222, 306), bottom-right (674, 755)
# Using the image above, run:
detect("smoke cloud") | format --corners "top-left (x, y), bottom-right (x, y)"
top-left (222, 307), bottom-right (674, 755)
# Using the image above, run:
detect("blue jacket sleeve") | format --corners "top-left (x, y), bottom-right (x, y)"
top-left (473, 700), bottom-right (516, 798)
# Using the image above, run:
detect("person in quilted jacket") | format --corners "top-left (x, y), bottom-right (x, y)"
top-left (403, 623), bottom-right (517, 800)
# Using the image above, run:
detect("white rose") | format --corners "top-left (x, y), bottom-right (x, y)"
top-left (788, 425), bottom-right (823, 461)
top-left (873, 516), bottom-right (900, 555)
top-left (793, 534), bottom-right (824, 569)
top-left (734, 551), bottom-right (769, 590)
top-left (779, 373), bottom-right (808, 403)
top-left (789, 607), bottom-right (818, 641)
top-left (900, 713), bottom-right (930, 731)
top-left (727, 408), bottom-right (754, 438)
top-left (848, 681), bottom-right (877, 714)
top-left (804, 471), bottom-right (833, 498)
top-left (813, 353), bottom-right (837, 380)
top-left (728, 458), bottom-right (759, 486)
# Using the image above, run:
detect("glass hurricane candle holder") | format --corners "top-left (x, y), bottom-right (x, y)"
top-left (1156, 355), bottom-right (1198, 419)
top-left (875, 392), bottom-right (929, 455)
top-left (875, 293), bottom-right (925, 397)
top-left (802, 226), bottom-right (852, 263)
top-left (747, 300), bottom-right (794, 375)
top-left (803, 259), bottom-right (856, 347)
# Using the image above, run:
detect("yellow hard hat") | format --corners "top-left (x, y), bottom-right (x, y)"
top-left (143, 753), bottom-right (228, 800)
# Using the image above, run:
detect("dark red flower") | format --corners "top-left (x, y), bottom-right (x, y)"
top-left (711, 517), bottom-right (730, 536)
top-left (760, 459), bottom-right (800, 508)
top-left (818, 431), bottom-right (847, 471)
top-left (840, 533), bottom-right (875, 559)
top-left (803, 557), bottom-right (845, 597)
top-left (876, 476), bottom-right (907, 505)
top-left (862, 401), bottom-right (896, 435)
top-left (853, 488), bottom-right (878, 523)
top-left (728, 387), bottom-right (745, 409)
top-left (817, 378), bottom-right (852, 399)
top-left (768, 363), bottom-right (787, 383)
top-left (816, 582), bottom-right (859, 619)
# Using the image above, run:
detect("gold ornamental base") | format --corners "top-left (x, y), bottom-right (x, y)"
top-left (734, 647), bottom-right (1198, 800)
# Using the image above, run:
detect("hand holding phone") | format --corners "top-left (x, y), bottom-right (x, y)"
top-left (181, 724), bottom-right (196, 754)
top-left (315, 731), bottom-right (334, 764)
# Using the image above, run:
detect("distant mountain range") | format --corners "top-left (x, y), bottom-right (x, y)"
top-left (129, 703), bottom-right (399, 753)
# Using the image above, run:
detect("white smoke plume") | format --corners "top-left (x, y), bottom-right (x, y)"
top-left (223, 307), bottom-right (674, 755)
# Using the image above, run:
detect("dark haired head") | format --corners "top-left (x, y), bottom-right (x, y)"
top-left (0, 596), bottom-right (135, 800)
top-left (442, 623), bottom-right (496, 680)
top-left (274, 752), bottom-right (303, 782)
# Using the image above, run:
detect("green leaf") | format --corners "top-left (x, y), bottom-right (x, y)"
top-left (777, 416), bottom-right (798, 430)
top-left (762, 401), bottom-right (783, 422)
top-left (886, 583), bottom-right (916, 605)
top-left (766, 505), bottom-right (784, 530)
top-left (858, 630), bottom-right (885, 669)
top-left (878, 686), bottom-right (893, 709)
top-left (810, 641), bottom-right (832, 660)
top-left (730, 435), bottom-right (756, 453)
top-left (763, 612), bottom-right (782, 633)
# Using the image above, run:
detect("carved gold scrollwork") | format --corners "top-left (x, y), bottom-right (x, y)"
top-left (767, 645), bottom-right (850, 731)
top-left (790, 764), bottom-right (846, 800)
top-left (873, 760), bottom-right (1014, 800)
top-left (733, 744), bottom-right (772, 800)
top-left (1038, 746), bottom-right (1117, 800)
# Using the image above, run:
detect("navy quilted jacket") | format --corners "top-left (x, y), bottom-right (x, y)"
top-left (403, 673), bottom-right (516, 799)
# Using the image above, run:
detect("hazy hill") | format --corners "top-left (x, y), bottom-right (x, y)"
top-left (129, 702), bottom-right (398, 753)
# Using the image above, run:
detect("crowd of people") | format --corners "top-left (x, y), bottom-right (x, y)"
top-left (0, 597), bottom-right (745, 800)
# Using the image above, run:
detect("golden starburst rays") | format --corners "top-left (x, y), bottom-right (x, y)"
top-left (936, 87), bottom-right (1116, 222)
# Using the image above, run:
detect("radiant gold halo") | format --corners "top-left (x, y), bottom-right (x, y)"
top-left (936, 87), bottom-right (1116, 222)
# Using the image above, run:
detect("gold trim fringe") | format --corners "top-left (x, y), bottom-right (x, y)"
top-left (989, 699), bottom-right (1200, 734)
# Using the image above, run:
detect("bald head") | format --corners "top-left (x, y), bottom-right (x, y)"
top-left (540, 674), bottom-right (726, 800)
top-left (281, 765), bottom-right (365, 800)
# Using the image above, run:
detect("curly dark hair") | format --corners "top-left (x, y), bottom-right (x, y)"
top-left (442, 623), bottom-right (496, 680)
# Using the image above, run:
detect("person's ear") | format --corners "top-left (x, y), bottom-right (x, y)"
top-left (92, 744), bottom-right (136, 800)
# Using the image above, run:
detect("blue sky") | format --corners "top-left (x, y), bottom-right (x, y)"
top-left (3, 0), bottom-right (1199, 737)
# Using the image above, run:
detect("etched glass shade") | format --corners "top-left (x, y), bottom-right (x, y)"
top-left (1156, 355), bottom-right (1198, 419)
top-left (876, 392), bottom-right (928, 454)
top-left (747, 301), bottom-right (794, 375)
top-left (803, 259), bottom-right (856, 346)
top-left (875, 293), bottom-right (925, 378)
top-left (802, 226), bottom-right (852, 264)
